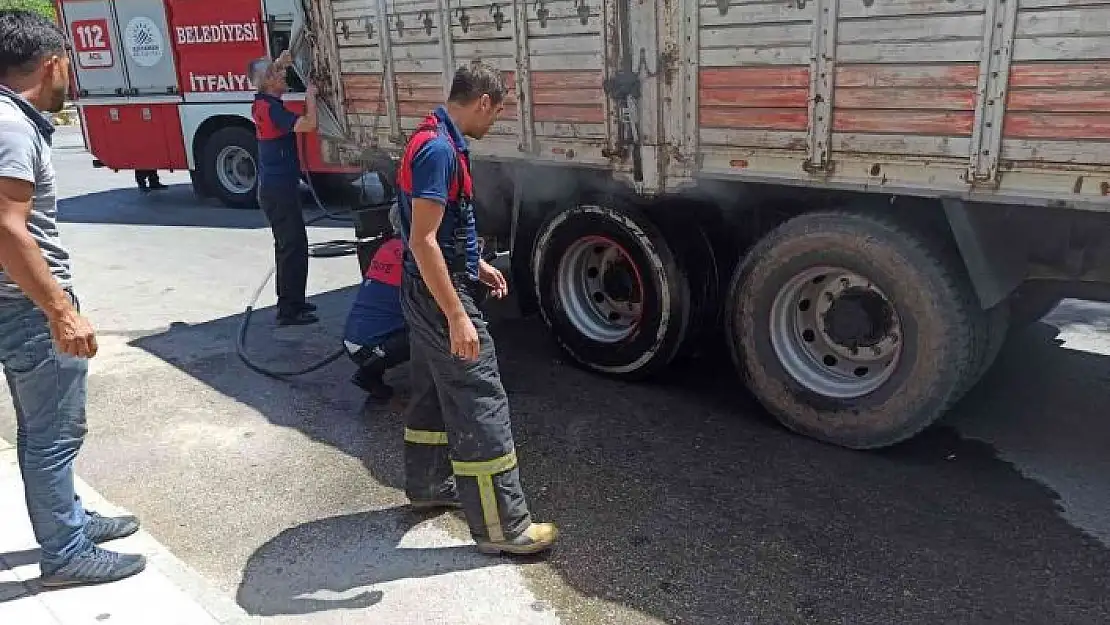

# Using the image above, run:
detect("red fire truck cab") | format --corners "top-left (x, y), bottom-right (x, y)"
top-left (55, 0), bottom-right (356, 208)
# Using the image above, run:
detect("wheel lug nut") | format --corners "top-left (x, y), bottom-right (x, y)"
top-left (840, 278), bottom-right (850, 288)
top-left (872, 345), bottom-right (882, 356)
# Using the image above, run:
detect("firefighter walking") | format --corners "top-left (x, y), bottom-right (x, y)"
top-left (395, 62), bottom-right (558, 555)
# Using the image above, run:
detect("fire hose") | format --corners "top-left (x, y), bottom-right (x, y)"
top-left (235, 137), bottom-right (393, 380)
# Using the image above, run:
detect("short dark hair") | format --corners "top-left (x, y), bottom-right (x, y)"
top-left (447, 61), bottom-right (506, 106)
top-left (0, 10), bottom-right (66, 79)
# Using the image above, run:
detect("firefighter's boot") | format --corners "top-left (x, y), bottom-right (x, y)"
top-left (476, 522), bottom-right (559, 556)
top-left (408, 477), bottom-right (463, 510)
top-left (351, 354), bottom-right (393, 401)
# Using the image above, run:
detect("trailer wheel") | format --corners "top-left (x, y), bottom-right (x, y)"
top-left (726, 211), bottom-right (978, 449)
top-left (532, 200), bottom-right (692, 380)
top-left (649, 206), bottom-right (721, 360)
top-left (201, 126), bottom-right (258, 209)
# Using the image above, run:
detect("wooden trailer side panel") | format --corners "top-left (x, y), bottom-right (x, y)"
top-left (689, 0), bottom-right (1110, 209)
top-left (830, 0), bottom-right (985, 161)
top-left (1002, 0), bottom-right (1110, 170)
top-left (310, 0), bottom-right (616, 169)
top-left (696, 0), bottom-right (814, 169)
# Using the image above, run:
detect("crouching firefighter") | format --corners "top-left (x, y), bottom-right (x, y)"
top-left (343, 208), bottom-right (409, 402)
top-left (396, 62), bottom-right (558, 555)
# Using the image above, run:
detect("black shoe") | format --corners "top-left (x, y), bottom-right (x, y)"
top-left (138, 185), bottom-right (150, 194)
top-left (277, 310), bottom-right (319, 326)
top-left (351, 369), bottom-right (393, 400)
top-left (408, 481), bottom-right (462, 510)
top-left (299, 301), bottom-right (318, 312)
top-left (149, 181), bottom-right (169, 191)
top-left (85, 511), bottom-right (140, 544)
top-left (40, 546), bottom-right (147, 588)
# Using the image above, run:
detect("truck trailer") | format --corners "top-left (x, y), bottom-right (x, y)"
top-left (63, 0), bottom-right (1110, 449)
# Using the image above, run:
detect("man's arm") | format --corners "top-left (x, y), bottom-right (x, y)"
top-left (0, 126), bottom-right (97, 357)
top-left (269, 51), bottom-right (317, 133)
top-left (407, 142), bottom-right (479, 360)
top-left (410, 197), bottom-right (466, 320)
top-left (293, 86), bottom-right (317, 133)
top-left (0, 178), bottom-right (70, 318)
top-left (266, 90), bottom-right (317, 137)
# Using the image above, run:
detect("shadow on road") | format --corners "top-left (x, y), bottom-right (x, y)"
top-left (57, 185), bottom-right (354, 229)
top-left (0, 548), bottom-right (41, 602)
top-left (236, 507), bottom-right (498, 616)
top-left (130, 298), bottom-right (1110, 623)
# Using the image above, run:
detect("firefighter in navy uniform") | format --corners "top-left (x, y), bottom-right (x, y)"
top-left (343, 207), bottom-right (409, 402)
top-left (395, 62), bottom-right (558, 555)
top-left (247, 50), bottom-right (319, 327)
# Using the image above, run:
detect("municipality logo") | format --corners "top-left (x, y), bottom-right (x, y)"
top-left (125, 17), bottom-right (164, 68)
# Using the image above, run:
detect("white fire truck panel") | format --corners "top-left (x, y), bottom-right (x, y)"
top-left (112, 0), bottom-right (179, 94)
top-left (60, 0), bottom-right (128, 97)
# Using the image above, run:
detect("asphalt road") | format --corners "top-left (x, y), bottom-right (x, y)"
top-left (2, 127), bottom-right (1109, 624)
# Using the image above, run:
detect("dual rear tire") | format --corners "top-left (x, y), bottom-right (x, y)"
top-left (725, 211), bottom-right (983, 449)
top-left (531, 203), bottom-right (993, 450)
top-left (530, 200), bottom-right (699, 379)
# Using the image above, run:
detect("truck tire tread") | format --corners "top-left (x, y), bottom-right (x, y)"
top-left (727, 209), bottom-right (979, 449)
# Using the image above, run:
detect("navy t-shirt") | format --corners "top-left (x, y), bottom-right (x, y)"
top-left (396, 106), bottom-right (481, 281)
top-left (251, 93), bottom-right (301, 189)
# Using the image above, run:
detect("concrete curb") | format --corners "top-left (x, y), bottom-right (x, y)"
top-left (0, 435), bottom-right (256, 625)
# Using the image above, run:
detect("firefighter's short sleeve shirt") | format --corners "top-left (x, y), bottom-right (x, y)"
top-left (251, 93), bottom-right (301, 189)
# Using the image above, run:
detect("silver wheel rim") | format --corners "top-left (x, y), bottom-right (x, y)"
top-left (769, 266), bottom-right (902, 399)
top-left (556, 235), bottom-right (644, 344)
top-left (215, 145), bottom-right (256, 195)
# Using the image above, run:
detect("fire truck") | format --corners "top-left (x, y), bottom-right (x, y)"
top-left (55, 0), bottom-right (356, 208)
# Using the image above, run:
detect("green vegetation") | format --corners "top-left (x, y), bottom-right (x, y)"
top-left (0, 0), bottom-right (58, 21)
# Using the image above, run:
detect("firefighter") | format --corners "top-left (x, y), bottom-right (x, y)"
top-left (134, 169), bottom-right (167, 193)
top-left (395, 61), bottom-right (558, 555)
top-left (247, 50), bottom-right (319, 326)
top-left (343, 207), bottom-right (409, 401)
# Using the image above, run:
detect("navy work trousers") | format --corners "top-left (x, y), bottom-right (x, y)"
top-left (258, 183), bottom-right (309, 319)
top-left (400, 273), bottom-right (532, 542)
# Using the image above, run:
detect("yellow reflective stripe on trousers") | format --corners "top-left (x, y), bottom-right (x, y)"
top-left (451, 450), bottom-right (518, 476)
top-left (451, 450), bottom-right (518, 543)
top-left (476, 474), bottom-right (502, 542)
top-left (404, 428), bottom-right (448, 445)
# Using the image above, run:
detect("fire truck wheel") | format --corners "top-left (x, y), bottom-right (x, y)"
top-left (726, 210), bottom-right (979, 450)
top-left (189, 170), bottom-right (211, 199)
top-left (531, 198), bottom-right (693, 380)
top-left (201, 126), bottom-right (259, 209)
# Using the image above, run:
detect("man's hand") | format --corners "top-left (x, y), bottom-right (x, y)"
top-left (276, 49), bottom-right (293, 69)
top-left (478, 259), bottom-right (508, 299)
top-left (448, 313), bottom-right (480, 361)
top-left (48, 306), bottom-right (98, 358)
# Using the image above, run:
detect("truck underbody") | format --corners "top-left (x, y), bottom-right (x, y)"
top-left (298, 0), bottom-right (1110, 449)
top-left (61, 0), bottom-right (1110, 449)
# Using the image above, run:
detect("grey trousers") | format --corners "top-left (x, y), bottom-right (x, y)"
top-left (400, 273), bottom-right (532, 542)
